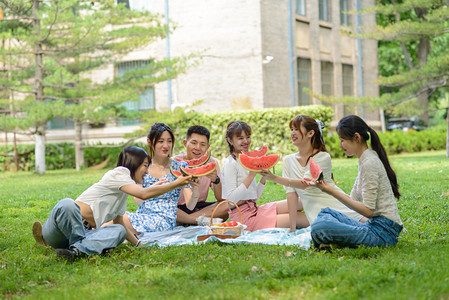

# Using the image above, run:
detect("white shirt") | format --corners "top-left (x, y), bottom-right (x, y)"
top-left (76, 167), bottom-right (135, 227)
top-left (283, 152), bottom-right (363, 224)
top-left (351, 149), bottom-right (402, 225)
top-left (221, 154), bottom-right (264, 204)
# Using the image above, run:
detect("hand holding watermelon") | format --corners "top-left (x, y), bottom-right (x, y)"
top-left (259, 168), bottom-right (275, 181)
top-left (173, 174), bottom-right (193, 187)
top-left (304, 177), bottom-right (331, 193)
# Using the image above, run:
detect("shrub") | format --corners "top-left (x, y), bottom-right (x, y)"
top-left (172, 105), bottom-right (334, 160)
top-left (325, 128), bottom-right (447, 158)
top-left (2, 105), bottom-right (446, 171)
top-left (0, 142), bottom-right (146, 172)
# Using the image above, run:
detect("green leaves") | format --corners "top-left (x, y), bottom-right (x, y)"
top-left (132, 104), bottom-right (334, 159)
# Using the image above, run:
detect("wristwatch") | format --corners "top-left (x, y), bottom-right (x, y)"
top-left (212, 177), bottom-right (220, 184)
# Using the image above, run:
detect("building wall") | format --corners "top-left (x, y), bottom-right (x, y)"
top-left (260, 0), bottom-right (292, 108)
top-left (1, 0), bottom-right (382, 144)
top-left (293, 0), bottom-right (381, 128)
top-left (146, 0), bottom-right (265, 112)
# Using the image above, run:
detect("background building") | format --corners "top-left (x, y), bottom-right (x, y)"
top-left (2, 0), bottom-right (382, 144)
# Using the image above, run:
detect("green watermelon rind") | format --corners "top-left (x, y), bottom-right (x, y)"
top-left (180, 161), bottom-right (217, 177)
top-left (238, 153), bottom-right (279, 172)
top-left (170, 168), bottom-right (182, 178)
top-left (174, 150), bottom-right (210, 167)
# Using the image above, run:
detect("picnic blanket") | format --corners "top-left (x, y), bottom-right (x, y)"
top-left (139, 226), bottom-right (312, 249)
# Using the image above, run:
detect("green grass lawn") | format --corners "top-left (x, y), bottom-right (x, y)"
top-left (1, 151), bottom-right (449, 299)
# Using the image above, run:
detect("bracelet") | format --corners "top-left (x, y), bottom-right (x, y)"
top-left (212, 177), bottom-right (220, 185)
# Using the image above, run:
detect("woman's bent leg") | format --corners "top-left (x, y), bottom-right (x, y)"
top-left (77, 225), bottom-right (126, 255)
top-left (43, 198), bottom-right (127, 255)
top-left (311, 208), bottom-right (369, 248)
top-left (42, 198), bottom-right (85, 250)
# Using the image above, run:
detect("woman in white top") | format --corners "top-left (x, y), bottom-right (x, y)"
top-left (32, 146), bottom-right (191, 261)
top-left (261, 115), bottom-right (363, 232)
top-left (221, 121), bottom-right (308, 231)
top-left (310, 115), bottom-right (403, 249)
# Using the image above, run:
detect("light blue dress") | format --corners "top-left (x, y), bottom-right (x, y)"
top-left (127, 159), bottom-right (188, 233)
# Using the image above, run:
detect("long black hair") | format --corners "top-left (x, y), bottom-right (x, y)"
top-left (116, 146), bottom-right (150, 180)
top-left (225, 121), bottom-right (252, 155)
top-left (337, 115), bottom-right (400, 199)
top-left (147, 122), bottom-right (175, 158)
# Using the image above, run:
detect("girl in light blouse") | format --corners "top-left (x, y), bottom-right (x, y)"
top-left (310, 115), bottom-right (403, 249)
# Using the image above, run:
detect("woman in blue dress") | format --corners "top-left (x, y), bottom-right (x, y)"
top-left (123, 123), bottom-right (200, 234)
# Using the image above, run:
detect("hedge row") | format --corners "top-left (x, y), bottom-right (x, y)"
top-left (1, 105), bottom-right (447, 171)
top-left (172, 105), bottom-right (335, 160)
top-left (1, 105), bottom-right (333, 172)
top-left (326, 127), bottom-right (447, 158)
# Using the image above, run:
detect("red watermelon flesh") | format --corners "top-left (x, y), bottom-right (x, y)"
top-left (180, 161), bottom-right (217, 177)
top-left (170, 168), bottom-right (182, 178)
top-left (242, 145), bottom-right (268, 158)
top-left (174, 150), bottom-right (210, 167)
top-left (309, 157), bottom-right (323, 181)
top-left (238, 153), bottom-right (279, 172)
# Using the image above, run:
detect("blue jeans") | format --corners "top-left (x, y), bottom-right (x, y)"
top-left (311, 207), bottom-right (403, 248)
top-left (42, 198), bottom-right (127, 255)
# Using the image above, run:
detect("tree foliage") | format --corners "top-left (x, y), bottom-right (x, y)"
top-left (0, 0), bottom-right (198, 171)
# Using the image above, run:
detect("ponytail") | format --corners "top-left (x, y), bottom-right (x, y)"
top-left (337, 115), bottom-right (400, 199)
top-left (367, 128), bottom-right (401, 199)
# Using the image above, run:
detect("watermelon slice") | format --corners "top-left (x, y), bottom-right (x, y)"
top-left (174, 150), bottom-right (210, 167)
top-left (242, 145), bottom-right (268, 158)
top-left (170, 168), bottom-right (182, 178)
top-left (180, 161), bottom-right (217, 177)
top-left (238, 153), bottom-right (279, 172)
top-left (309, 157), bottom-right (323, 181)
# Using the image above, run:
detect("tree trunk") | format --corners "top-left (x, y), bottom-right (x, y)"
top-left (35, 133), bottom-right (45, 174)
top-left (446, 106), bottom-right (449, 158)
top-left (13, 131), bottom-right (18, 172)
top-left (415, 7), bottom-right (430, 125)
top-left (75, 120), bottom-right (84, 171)
top-left (33, 0), bottom-right (46, 174)
top-left (416, 38), bottom-right (430, 125)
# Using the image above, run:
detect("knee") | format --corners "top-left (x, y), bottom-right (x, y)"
top-left (108, 224), bottom-right (127, 243)
top-left (310, 219), bottom-right (328, 242)
top-left (56, 198), bottom-right (77, 213)
top-left (317, 207), bottom-right (332, 217)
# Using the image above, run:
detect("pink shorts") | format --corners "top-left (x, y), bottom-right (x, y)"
top-left (229, 200), bottom-right (277, 232)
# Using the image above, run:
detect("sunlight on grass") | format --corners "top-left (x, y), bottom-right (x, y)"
top-left (1, 151), bottom-right (449, 299)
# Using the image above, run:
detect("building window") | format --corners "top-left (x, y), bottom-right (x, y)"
top-left (340, 0), bottom-right (351, 26)
top-left (47, 116), bottom-right (75, 130)
top-left (47, 100), bottom-right (75, 130)
top-left (295, 0), bottom-right (306, 16)
top-left (319, 0), bottom-right (331, 22)
top-left (117, 0), bottom-right (151, 11)
top-left (117, 60), bottom-right (155, 125)
top-left (342, 64), bottom-right (354, 115)
top-left (342, 64), bottom-right (353, 96)
top-left (321, 61), bottom-right (334, 96)
top-left (297, 58), bottom-right (311, 105)
top-left (116, 0), bottom-right (130, 9)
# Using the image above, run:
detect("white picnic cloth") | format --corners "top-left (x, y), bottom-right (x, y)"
top-left (138, 226), bottom-right (312, 249)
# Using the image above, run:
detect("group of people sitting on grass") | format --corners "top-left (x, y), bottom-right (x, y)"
top-left (32, 114), bottom-right (403, 261)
